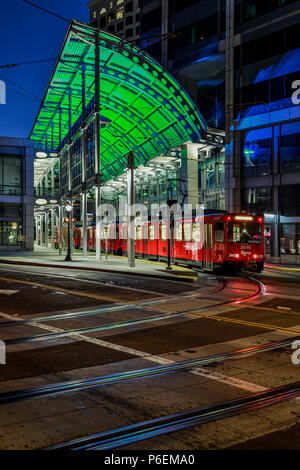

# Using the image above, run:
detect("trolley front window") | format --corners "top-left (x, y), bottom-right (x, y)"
top-left (228, 222), bottom-right (263, 244)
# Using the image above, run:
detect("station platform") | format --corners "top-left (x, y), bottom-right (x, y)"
top-left (0, 245), bottom-right (199, 283)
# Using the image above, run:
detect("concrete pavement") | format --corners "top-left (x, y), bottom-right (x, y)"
top-left (0, 245), bottom-right (199, 283)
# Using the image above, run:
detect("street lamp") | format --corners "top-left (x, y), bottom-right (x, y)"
top-left (65, 202), bottom-right (72, 262)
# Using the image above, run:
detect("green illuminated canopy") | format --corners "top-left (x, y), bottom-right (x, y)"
top-left (30, 21), bottom-right (207, 180)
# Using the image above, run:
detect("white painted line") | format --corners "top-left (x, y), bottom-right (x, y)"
top-left (191, 367), bottom-right (267, 393)
top-left (0, 310), bottom-right (172, 364)
top-left (0, 309), bottom-right (267, 391)
top-left (0, 290), bottom-right (19, 296)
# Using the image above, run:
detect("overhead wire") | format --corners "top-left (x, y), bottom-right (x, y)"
top-left (22, 0), bottom-right (70, 23)
top-left (0, 57), bottom-right (57, 69)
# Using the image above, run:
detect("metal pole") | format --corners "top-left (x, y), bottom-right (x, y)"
top-left (39, 214), bottom-right (43, 246)
top-left (59, 204), bottom-right (63, 255)
top-left (105, 227), bottom-right (108, 260)
top-left (82, 192), bottom-right (88, 257)
top-left (45, 212), bottom-right (48, 248)
top-left (35, 217), bottom-right (38, 244)
top-left (65, 215), bottom-right (72, 261)
top-left (127, 152), bottom-right (135, 268)
top-left (167, 237), bottom-right (171, 270)
top-left (94, 29), bottom-right (102, 261)
top-left (51, 206), bottom-right (55, 249)
top-left (95, 185), bottom-right (101, 260)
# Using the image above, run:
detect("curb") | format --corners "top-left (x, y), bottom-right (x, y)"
top-left (0, 258), bottom-right (198, 283)
top-left (266, 264), bottom-right (300, 273)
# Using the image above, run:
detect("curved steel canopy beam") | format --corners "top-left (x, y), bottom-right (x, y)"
top-left (30, 21), bottom-right (207, 180)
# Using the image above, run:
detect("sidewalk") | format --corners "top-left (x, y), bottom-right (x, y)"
top-left (0, 245), bottom-right (199, 283)
top-left (265, 263), bottom-right (300, 273)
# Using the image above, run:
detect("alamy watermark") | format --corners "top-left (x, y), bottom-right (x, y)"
top-left (291, 80), bottom-right (300, 105)
top-left (0, 339), bottom-right (6, 364)
top-left (96, 197), bottom-right (205, 247)
top-left (291, 340), bottom-right (300, 365)
top-left (0, 80), bottom-right (6, 104)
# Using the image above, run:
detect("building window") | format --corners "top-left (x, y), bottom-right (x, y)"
top-left (0, 203), bottom-right (22, 219)
top-left (242, 187), bottom-right (272, 214)
top-left (100, 7), bottom-right (106, 15)
top-left (109, 1), bottom-right (114, 9)
top-left (117, 0), bottom-right (124, 4)
top-left (0, 222), bottom-right (21, 246)
top-left (125, 1), bottom-right (133, 13)
top-left (0, 154), bottom-right (22, 195)
top-left (242, 130), bottom-right (272, 177)
top-left (108, 13), bottom-right (115, 23)
top-left (116, 21), bottom-right (124, 31)
top-left (126, 28), bottom-right (134, 37)
top-left (116, 8), bottom-right (124, 20)
top-left (125, 15), bottom-right (133, 25)
top-left (100, 16), bottom-right (107, 27)
top-left (280, 122), bottom-right (300, 173)
top-left (279, 185), bottom-right (300, 216)
top-left (93, 11), bottom-right (97, 19)
top-left (280, 224), bottom-right (300, 255)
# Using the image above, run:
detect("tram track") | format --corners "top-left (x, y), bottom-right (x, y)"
top-left (2, 276), bottom-right (264, 346)
top-left (42, 380), bottom-right (300, 450)
top-left (0, 277), bottom-right (226, 329)
top-left (0, 334), bottom-right (297, 406)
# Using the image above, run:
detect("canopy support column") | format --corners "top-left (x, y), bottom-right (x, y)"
top-left (94, 29), bottom-right (102, 261)
top-left (51, 206), bottom-right (55, 249)
top-left (59, 204), bottom-right (63, 255)
top-left (180, 143), bottom-right (199, 209)
top-left (45, 211), bottom-right (49, 248)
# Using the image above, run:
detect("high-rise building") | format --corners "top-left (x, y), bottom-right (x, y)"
top-left (88, 0), bottom-right (141, 43)
top-left (225, 0), bottom-right (300, 264)
top-left (137, 0), bottom-right (300, 264)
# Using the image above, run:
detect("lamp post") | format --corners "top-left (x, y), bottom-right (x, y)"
top-left (65, 202), bottom-right (72, 262)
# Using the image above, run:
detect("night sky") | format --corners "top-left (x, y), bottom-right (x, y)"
top-left (0, 0), bottom-right (89, 138)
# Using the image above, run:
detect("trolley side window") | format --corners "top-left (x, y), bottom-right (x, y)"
top-left (149, 225), bottom-right (155, 240)
top-left (215, 221), bottom-right (225, 243)
top-left (160, 224), bottom-right (167, 241)
top-left (175, 222), bottom-right (182, 241)
top-left (142, 225), bottom-right (148, 240)
top-left (183, 223), bottom-right (191, 241)
top-left (136, 226), bottom-right (142, 240)
top-left (192, 223), bottom-right (201, 242)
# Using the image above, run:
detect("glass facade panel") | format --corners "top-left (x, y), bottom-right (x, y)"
top-left (242, 187), bottom-right (272, 213)
top-left (279, 185), bottom-right (300, 216)
top-left (0, 155), bottom-right (22, 195)
top-left (280, 223), bottom-right (300, 254)
top-left (280, 133), bottom-right (300, 173)
top-left (243, 137), bottom-right (272, 177)
top-left (0, 203), bottom-right (22, 219)
top-left (0, 222), bottom-right (21, 246)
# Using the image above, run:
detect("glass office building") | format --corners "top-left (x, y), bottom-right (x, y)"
top-left (0, 137), bottom-right (34, 251)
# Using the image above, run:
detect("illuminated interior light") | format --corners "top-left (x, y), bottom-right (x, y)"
top-left (36, 152), bottom-right (47, 159)
top-left (234, 216), bottom-right (253, 221)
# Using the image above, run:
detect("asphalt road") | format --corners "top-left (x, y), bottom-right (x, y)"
top-left (0, 263), bottom-right (299, 450)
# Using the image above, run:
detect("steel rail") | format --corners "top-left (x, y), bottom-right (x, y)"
top-left (4, 277), bottom-right (262, 345)
top-left (42, 380), bottom-right (300, 450)
top-left (1, 323), bottom-right (292, 406)
top-left (0, 279), bottom-right (226, 328)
